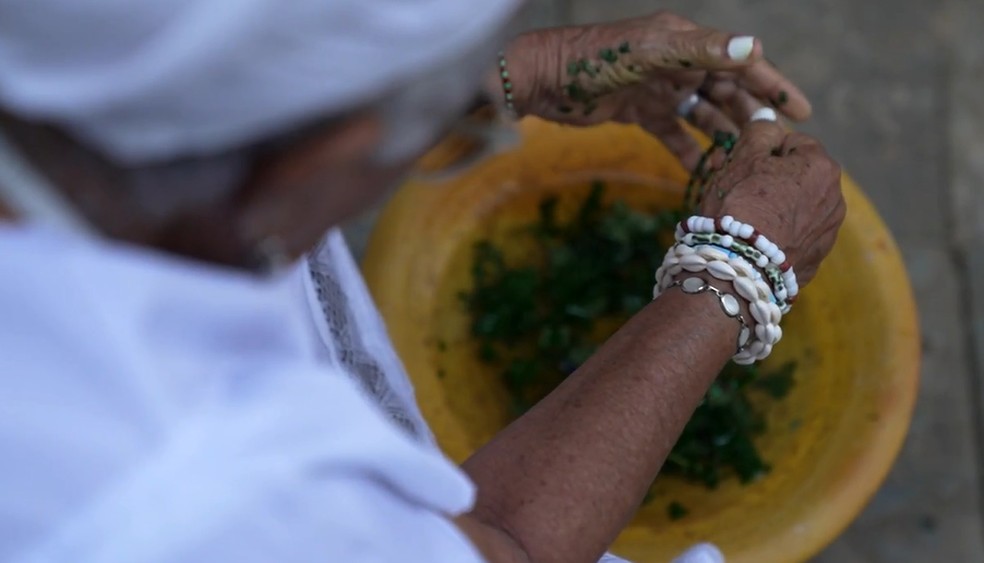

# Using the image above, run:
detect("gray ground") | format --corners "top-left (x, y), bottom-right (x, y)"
top-left (346, 0), bottom-right (984, 560)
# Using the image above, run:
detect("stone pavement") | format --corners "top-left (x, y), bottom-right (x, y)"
top-left (347, 0), bottom-right (984, 560)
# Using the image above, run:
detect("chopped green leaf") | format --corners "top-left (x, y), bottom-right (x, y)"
top-left (461, 182), bottom-right (797, 491)
top-left (754, 362), bottom-right (797, 399)
top-left (599, 48), bottom-right (618, 63)
top-left (667, 501), bottom-right (689, 520)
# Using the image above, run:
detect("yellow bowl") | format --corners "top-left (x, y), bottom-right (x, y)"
top-left (362, 119), bottom-right (920, 563)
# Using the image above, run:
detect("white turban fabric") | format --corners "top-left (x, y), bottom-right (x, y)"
top-left (0, 0), bottom-right (521, 164)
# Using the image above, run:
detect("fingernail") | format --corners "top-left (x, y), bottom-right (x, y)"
top-left (727, 36), bottom-right (755, 60)
top-left (751, 107), bottom-right (778, 122)
top-left (672, 543), bottom-right (725, 563)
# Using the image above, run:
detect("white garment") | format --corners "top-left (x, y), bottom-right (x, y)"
top-left (303, 231), bottom-right (643, 563)
top-left (302, 230), bottom-right (438, 443)
top-left (0, 223), bottom-right (716, 562)
top-left (300, 231), bottom-right (721, 563)
top-left (0, 225), bottom-right (482, 563)
top-left (0, 0), bottom-right (520, 164)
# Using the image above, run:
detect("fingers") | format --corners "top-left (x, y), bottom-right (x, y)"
top-left (738, 60), bottom-right (812, 121)
top-left (639, 115), bottom-right (703, 170)
top-left (697, 69), bottom-right (801, 125)
top-left (729, 89), bottom-right (769, 123)
top-left (698, 72), bottom-right (739, 100)
top-left (640, 29), bottom-right (763, 71)
top-left (687, 97), bottom-right (740, 137)
top-left (730, 110), bottom-right (785, 157)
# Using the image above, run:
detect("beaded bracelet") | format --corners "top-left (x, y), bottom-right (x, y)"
top-left (679, 232), bottom-right (791, 311)
top-left (656, 245), bottom-right (775, 306)
top-left (655, 244), bottom-right (783, 326)
top-left (677, 214), bottom-right (799, 304)
top-left (496, 51), bottom-right (516, 115)
top-left (662, 277), bottom-right (753, 359)
top-left (654, 244), bottom-right (784, 363)
top-left (691, 243), bottom-right (774, 296)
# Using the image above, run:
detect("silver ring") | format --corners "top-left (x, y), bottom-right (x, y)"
top-left (676, 93), bottom-right (701, 118)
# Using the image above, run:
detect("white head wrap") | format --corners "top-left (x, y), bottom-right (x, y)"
top-left (0, 0), bottom-right (521, 164)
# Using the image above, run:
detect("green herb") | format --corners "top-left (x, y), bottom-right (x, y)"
top-left (599, 48), bottom-right (619, 63)
top-left (667, 501), bottom-right (689, 520)
top-left (754, 362), bottom-right (796, 399)
top-left (771, 90), bottom-right (790, 108)
top-left (578, 59), bottom-right (596, 77)
top-left (461, 181), bottom-right (797, 489)
top-left (678, 59), bottom-right (693, 68)
top-left (564, 82), bottom-right (592, 104)
top-left (567, 62), bottom-right (581, 76)
top-left (618, 41), bottom-right (631, 54)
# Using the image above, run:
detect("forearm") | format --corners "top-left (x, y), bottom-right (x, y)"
top-left (461, 285), bottom-right (738, 563)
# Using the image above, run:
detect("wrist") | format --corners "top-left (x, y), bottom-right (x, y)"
top-left (485, 31), bottom-right (560, 118)
top-left (659, 273), bottom-right (754, 352)
top-left (656, 239), bottom-right (784, 363)
top-left (647, 280), bottom-right (743, 367)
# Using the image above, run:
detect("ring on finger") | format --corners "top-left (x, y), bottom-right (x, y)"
top-left (676, 93), bottom-right (701, 118)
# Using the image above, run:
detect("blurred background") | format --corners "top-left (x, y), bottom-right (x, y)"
top-left (345, 0), bottom-right (984, 560)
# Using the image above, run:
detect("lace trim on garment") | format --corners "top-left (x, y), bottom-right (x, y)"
top-left (307, 246), bottom-right (424, 441)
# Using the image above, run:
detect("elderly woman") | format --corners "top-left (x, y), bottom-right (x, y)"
top-left (0, 0), bottom-right (843, 562)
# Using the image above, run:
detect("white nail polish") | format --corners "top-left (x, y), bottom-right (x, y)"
top-left (671, 543), bottom-right (726, 563)
top-left (751, 107), bottom-right (777, 122)
top-left (727, 36), bottom-right (755, 60)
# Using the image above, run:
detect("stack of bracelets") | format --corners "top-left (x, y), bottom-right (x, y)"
top-left (654, 215), bottom-right (798, 365)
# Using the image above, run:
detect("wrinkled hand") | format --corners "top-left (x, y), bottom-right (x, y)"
top-left (698, 119), bottom-right (845, 286)
top-left (508, 11), bottom-right (811, 168)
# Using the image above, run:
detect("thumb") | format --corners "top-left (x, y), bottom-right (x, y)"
top-left (641, 30), bottom-right (761, 70)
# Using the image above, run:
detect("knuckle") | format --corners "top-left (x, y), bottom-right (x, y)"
top-left (785, 132), bottom-right (815, 145)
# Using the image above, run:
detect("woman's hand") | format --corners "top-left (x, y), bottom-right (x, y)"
top-left (500, 12), bottom-right (811, 168)
top-left (699, 117), bottom-right (845, 286)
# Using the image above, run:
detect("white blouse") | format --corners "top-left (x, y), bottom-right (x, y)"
top-left (0, 225), bottom-right (481, 562)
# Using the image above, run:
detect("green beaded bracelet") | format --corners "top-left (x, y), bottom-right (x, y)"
top-left (497, 51), bottom-right (515, 115)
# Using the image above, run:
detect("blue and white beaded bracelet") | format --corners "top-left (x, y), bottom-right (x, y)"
top-left (676, 214), bottom-right (799, 306)
top-left (678, 232), bottom-right (791, 312)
